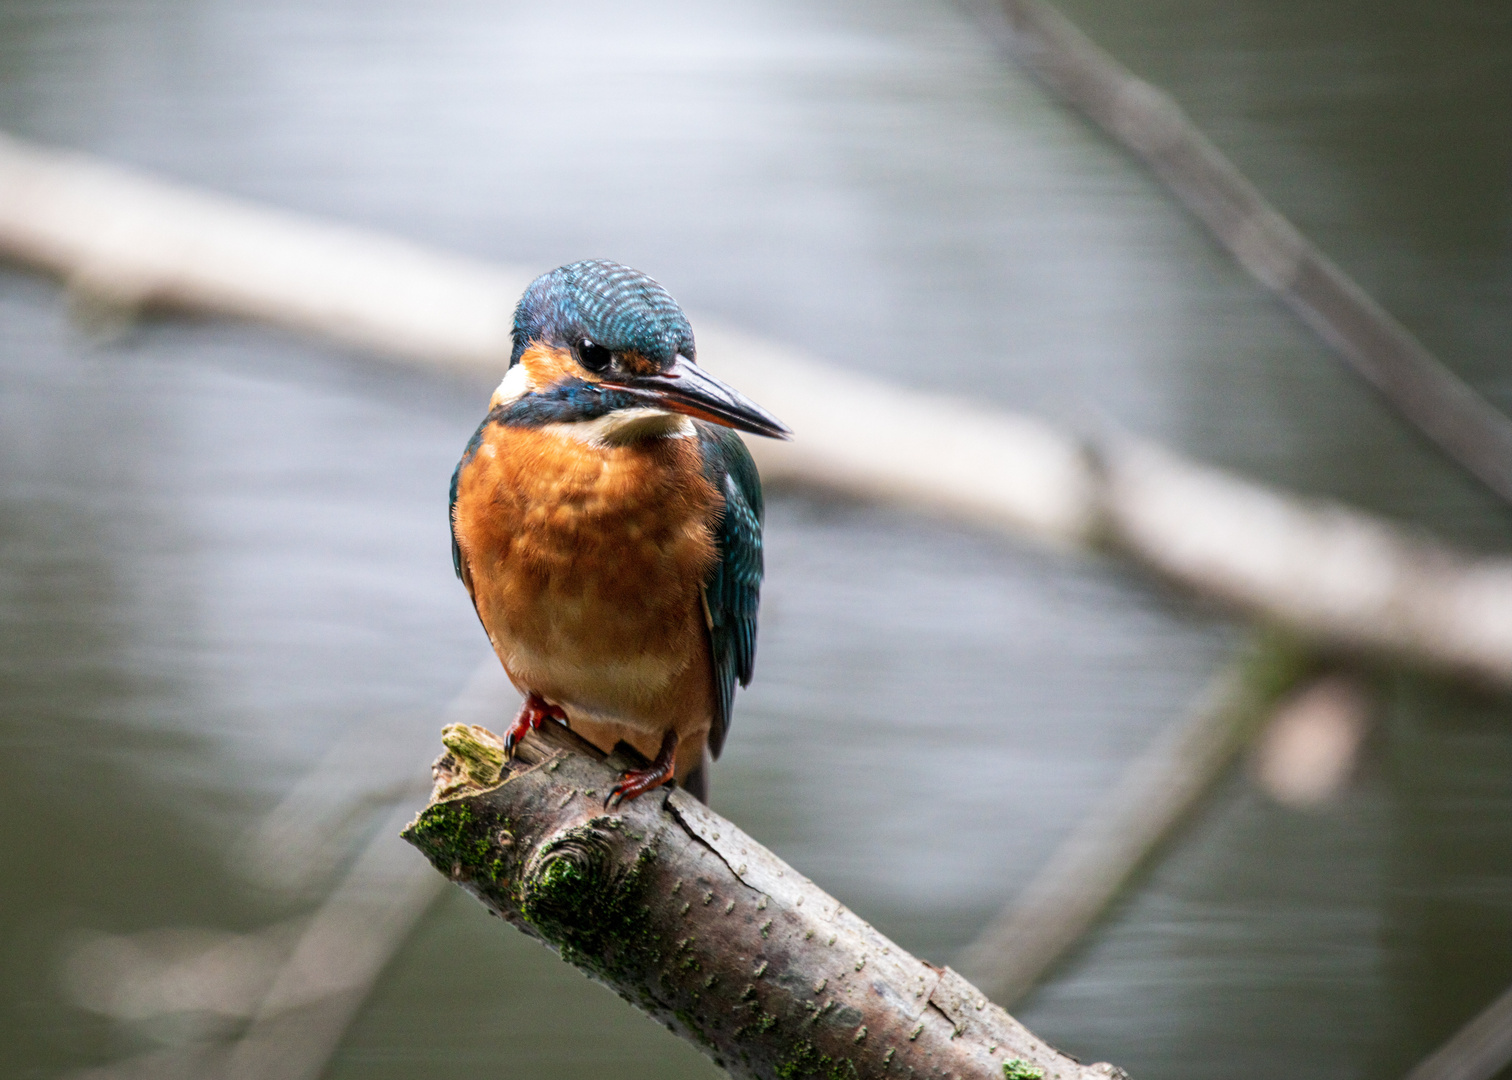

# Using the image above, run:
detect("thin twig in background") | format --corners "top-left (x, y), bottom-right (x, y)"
top-left (1405, 982), bottom-right (1512, 1080)
top-left (980, 0), bottom-right (1512, 508)
top-left (956, 633), bottom-right (1312, 1005)
top-left (63, 659), bottom-right (516, 1080)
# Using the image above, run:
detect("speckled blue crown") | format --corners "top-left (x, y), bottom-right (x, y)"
top-left (510, 259), bottom-right (695, 368)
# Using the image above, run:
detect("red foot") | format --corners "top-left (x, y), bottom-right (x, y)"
top-left (606, 731), bottom-right (679, 809)
top-left (503, 693), bottom-right (567, 757)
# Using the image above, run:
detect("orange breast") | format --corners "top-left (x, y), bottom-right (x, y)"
top-left (451, 421), bottom-right (720, 737)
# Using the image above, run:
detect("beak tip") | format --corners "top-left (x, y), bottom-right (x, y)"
top-left (750, 416), bottom-right (792, 441)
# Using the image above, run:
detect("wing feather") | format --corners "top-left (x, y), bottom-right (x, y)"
top-left (697, 423), bottom-right (765, 759)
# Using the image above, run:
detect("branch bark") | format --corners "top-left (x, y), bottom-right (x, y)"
top-left (401, 721), bottom-right (1127, 1080)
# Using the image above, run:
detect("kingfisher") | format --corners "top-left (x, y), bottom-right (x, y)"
top-left (449, 260), bottom-right (790, 806)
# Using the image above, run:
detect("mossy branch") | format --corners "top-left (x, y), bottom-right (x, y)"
top-left (402, 722), bottom-right (1127, 1080)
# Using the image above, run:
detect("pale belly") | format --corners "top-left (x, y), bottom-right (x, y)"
top-left (490, 591), bottom-right (701, 735)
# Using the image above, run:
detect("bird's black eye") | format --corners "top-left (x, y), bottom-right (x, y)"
top-left (577, 338), bottom-right (612, 373)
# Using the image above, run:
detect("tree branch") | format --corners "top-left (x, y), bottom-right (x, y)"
top-left (401, 722), bottom-right (1128, 1080)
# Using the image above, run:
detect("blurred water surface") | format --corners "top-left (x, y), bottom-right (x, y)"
top-left (0, 1), bottom-right (1510, 1078)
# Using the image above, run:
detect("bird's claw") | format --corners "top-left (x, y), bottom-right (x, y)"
top-left (603, 731), bottom-right (679, 810)
top-left (503, 694), bottom-right (566, 758)
top-left (603, 767), bottom-right (673, 810)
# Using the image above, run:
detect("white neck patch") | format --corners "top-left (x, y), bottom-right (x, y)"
top-left (489, 364), bottom-right (532, 408)
top-left (546, 408), bottom-right (695, 448)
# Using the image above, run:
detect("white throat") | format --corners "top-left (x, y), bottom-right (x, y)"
top-left (551, 408), bottom-right (695, 447)
top-left (493, 365), bottom-right (694, 446)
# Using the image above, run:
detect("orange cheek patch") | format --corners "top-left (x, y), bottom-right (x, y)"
top-left (519, 341), bottom-right (581, 388)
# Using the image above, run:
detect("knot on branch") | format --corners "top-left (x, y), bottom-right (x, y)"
top-left (520, 820), bottom-right (662, 985)
top-left (522, 824), bottom-right (617, 918)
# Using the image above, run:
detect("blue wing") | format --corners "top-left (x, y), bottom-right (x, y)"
top-left (697, 423), bottom-right (765, 760)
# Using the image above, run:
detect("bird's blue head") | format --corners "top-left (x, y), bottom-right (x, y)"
top-left (510, 259), bottom-right (694, 372)
top-left (493, 260), bottom-right (789, 441)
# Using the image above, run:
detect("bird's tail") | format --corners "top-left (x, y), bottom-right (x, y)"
top-left (680, 745), bottom-right (713, 804)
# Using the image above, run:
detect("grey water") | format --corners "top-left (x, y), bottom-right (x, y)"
top-left (1, 1), bottom-right (1509, 1077)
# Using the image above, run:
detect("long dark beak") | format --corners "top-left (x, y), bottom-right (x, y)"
top-left (603, 357), bottom-right (792, 440)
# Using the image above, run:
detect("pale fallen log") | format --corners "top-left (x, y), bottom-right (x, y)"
top-left (0, 131), bottom-right (527, 369)
top-left (1096, 442), bottom-right (1512, 684)
top-left (3, 133), bottom-right (1512, 684)
top-left (403, 720), bottom-right (1127, 1080)
top-left (991, 0), bottom-right (1512, 508)
top-left (744, 365), bottom-right (1512, 685)
top-left (956, 633), bottom-right (1312, 1005)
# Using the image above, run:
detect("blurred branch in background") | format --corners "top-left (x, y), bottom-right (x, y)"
top-left (1251, 671), bottom-right (1373, 809)
top-left (0, 132), bottom-right (528, 369)
top-left (0, 133), bottom-right (1509, 687)
top-left (959, 637), bottom-right (1381, 1006)
top-left (216, 800), bottom-right (440, 1080)
top-left (956, 632), bottom-right (1317, 1004)
top-left (63, 660), bottom-right (517, 1080)
top-left (974, 0), bottom-right (1512, 509)
top-left (1406, 983), bottom-right (1512, 1080)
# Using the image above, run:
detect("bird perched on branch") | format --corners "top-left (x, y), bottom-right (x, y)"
top-left (450, 260), bottom-right (790, 806)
